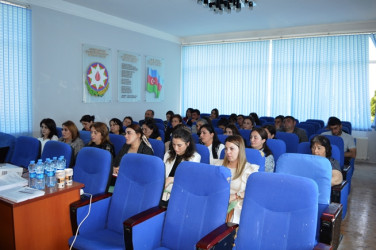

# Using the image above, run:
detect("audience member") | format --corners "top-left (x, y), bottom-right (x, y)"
top-left (183, 108), bottom-right (193, 123)
top-left (215, 135), bottom-right (259, 223)
top-left (210, 108), bottom-right (219, 120)
top-left (217, 117), bottom-right (229, 132)
top-left (87, 122), bottom-right (115, 157)
top-left (80, 115), bottom-right (95, 131)
top-left (109, 118), bottom-right (124, 135)
top-left (145, 109), bottom-right (154, 119)
top-left (278, 116), bottom-right (308, 142)
top-left (224, 124), bottom-right (241, 136)
top-left (321, 117), bottom-right (356, 164)
top-left (193, 117), bottom-right (211, 134)
top-left (311, 135), bottom-right (343, 186)
top-left (228, 113), bottom-right (237, 125)
top-left (249, 112), bottom-right (261, 126)
top-left (187, 109), bottom-right (200, 126)
top-left (162, 128), bottom-right (201, 202)
top-left (250, 128), bottom-right (275, 172)
top-left (199, 124), bottom-right (224, 165)
top-left (274, 115), bottom-right (284, 130)
top-left (164, 110), bottom-right (174, 128)
top-left (242, 116), bottom-right (255, 130)
top-left (112, 124), bottom-right (153, 177)
top-left (142, 119), bottom-right (162, 140)
top-left (122, 116), bottom-right (133, 127)
top-left (164, 114), bottom-right (183, 143)
top-left (59, 120), bottom-right (84, 162)
top-left (236, 115), bottom-right (244, 127)
top-left (262, 124), bottom-right (276, 139)
top-left (37, 118), bottom-right (59, 153)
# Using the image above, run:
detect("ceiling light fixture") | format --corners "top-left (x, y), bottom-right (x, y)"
top-left (196, 0), bottom-right (256, 14)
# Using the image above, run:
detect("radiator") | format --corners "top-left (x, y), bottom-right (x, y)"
top-left (355, 137), bottom-right (368, 160)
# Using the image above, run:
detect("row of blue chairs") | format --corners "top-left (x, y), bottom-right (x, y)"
top-left (69, 153), bottom-right (342, 249)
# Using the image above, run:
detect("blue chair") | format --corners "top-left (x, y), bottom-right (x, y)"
top-left (56, 127), bottom-right (63, 137)
top-left (196, 143), bottom-right (210, 164)
top-left (211, 119), bottom-right (220, 127)
top-left (109, 133), bottom-right (126, 156)
top-left (155, 122), bottom-right (165, 131)
top-left (275, 131), bottom-right (299, 153)
top-left (214, 127), bottom-right (223, 135)
top-left (266, 139), bottom-right (286, 164)
top-left (296, 122), bottom-right (315, 138)
top-left (192, 133), bottom-right (199, 143)
top-left (10, 136), bottom-right (41, 168)
top-left (197, 172), bottom-right (320, 249)
top-left (124, 162), bottom-right (231, 249)
top-left (41, 140), bottom-right (72, 167)
top-left (149, 138), bottom-right (165, 160)
top-left (341, 121), bottom-right (352, 134)
top-left (306, 119), bottom-right (325, 128)
top-left (158, 129), bottom-right (165, 141)
top-left (220, 147), bottom-right (265, 172)
top-left (259, 116), bottom-right (275, 122)
top-left (276, 153), bottom-right (343, 248)
top-left (238, 129), bottom-right (251, 147)
top-left (0, 132), bottom-right (16, 163)
top-left (69, 154), bottom-right (165, 249)
top-left (217, 134), bottom-right (228, 144)
top-left (297, 142), bottom-right (349, 219)
top-left (79, 130), bottom-right (91, 145)
top-left (73, 147), bottom-right (112, 195)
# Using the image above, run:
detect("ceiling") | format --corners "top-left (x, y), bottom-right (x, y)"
top-left (28, 0), bottom-right (376, 43)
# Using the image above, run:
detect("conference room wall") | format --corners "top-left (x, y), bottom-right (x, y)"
top-left (31, 6), bottom-right (181, 136)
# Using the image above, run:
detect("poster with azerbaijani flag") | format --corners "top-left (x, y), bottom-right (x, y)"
top-left (145, 56), bottom-right (164, 102)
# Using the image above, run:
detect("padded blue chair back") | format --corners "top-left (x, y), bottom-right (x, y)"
top-left (107, 154), bottom-right (165, 233)
top-left (259, 116), bottom-right (275, 122)
top-left (10, 136), bottom-right (40, 168)
top-left (296, 123), bottom-right (315, 138)
top-left (238, 129), bottom-right (251, 147)
top-left (275, 132), bottom-right (299, 153)
top-left (158, 129), bottom-right (165, 141)
top-left (306, 119), bottom-right (324, 128)
top-left (211, 119), bottom-right (219, 127)
top-left (317, 128), bottom-right (329, 134)
top-left (161, 162), bottom-right (231, 249)
top-left (73, 147), bottom-right (112, 195)
top-left (41, 140), bottom-right (72, 167)
top-left (331, 145), bottom-right (340, 163)
top-left (220, 148), bottom-right (265, 171)
top-left (341, 121), bottom-right (352, 134)
top-left (79, 130), bottom-right (91, 145)
top-left (56, 127), bottom-right (63, 137)
top-left (195, 144), bottom-right (210, 164)
top-left (235, 172), bottom-right (318, 249)
top-left (0, 132), bottom-right (16, 162)
top-left (298, 142), bottom-right (341, 163)
top-left (155, 122), bottom-right (165, 131)
top-left (214, 127), bottom-right (223, 135)
top-left (276, 153), bottom-right (331, 241)
top-left (109, 133), bottom-right (126, 156)
top-left (266, 139), bottom-right (286, 164)
top-left (217, 134), bottom-right (228, 144)
top-left (192, 133), bottom-right (199, 143)
top-left (149, 138), bottom-right (165, 160)
top-left (154, 118), bottom-right (164, 125)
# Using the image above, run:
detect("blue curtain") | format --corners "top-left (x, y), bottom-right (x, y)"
top-left (182, 41), bottom-right (270, 116)
top-left (182, 35), bottom-right (370, 130)
top-left (271, 35), bottom-right (370, 130)
top-left (0, 3), bottom-right (32, 135)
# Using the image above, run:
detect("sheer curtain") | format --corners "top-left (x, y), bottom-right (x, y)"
top-left (0, 3), bottom-right (32, 134)
top-left (182, 41), bottom-right (270, 116)
top-left (182, 35), bottom-right (370, 130)
top-left (271, 35), bottom-right (370, 130)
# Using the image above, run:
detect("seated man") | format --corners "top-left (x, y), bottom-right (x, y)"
top-left (274, 115), bottom-right (284, 130)
top-left (139, 109), bottom-right (155, 126)
top-left (186, 109), bottom-right (200, 127)
top-left (278, 116), bottom-right (308, 142)
top-left (321, 117), bottom-right (356, 165)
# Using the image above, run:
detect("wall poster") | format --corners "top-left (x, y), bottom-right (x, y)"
top-left (117, 51), bottom-right (141, 102)
top-left (82, 44), bottom-right (112, 103)
top-left (145, 56), bottom-right (165, 102)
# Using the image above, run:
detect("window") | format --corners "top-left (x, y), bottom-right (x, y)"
top-left (0, 2), bottom-right (31, 135)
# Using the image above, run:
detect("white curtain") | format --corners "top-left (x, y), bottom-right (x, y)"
top-left (0, 3), bottom-right (32, 134)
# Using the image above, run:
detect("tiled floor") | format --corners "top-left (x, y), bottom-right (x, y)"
top-left (338, 161), bottom-right (376, 250)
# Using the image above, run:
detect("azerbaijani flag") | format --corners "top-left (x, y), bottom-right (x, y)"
top-left (147, 68), bottom-right (162, 98)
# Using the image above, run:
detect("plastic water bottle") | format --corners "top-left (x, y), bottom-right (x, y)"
top-left (45, 159), bottom-right (56, 187)
top-left (52, 157), bottom-right (58, 172)
top-left (35, 159), bottom-right (45, 190)
top-left (57, 156), bottom-right (66, 170)
top-left (28, 160), bottom-right (36, 188)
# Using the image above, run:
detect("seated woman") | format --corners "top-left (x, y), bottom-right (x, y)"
top-left (164, 110), bottom-right (174, 128)
top-left (59, 120), bottom-right (84, 164)
top-left (164, 114), bottom-right (183, 143)
top-left (311, 135), bottom-right (343, 186)
top-left (109, 118), bottom-right (124, 135)
top-left (242, 116), bottom-right (255, 130)
top-left (122, 116), bottom-right (133, 128)
top-left (250, 127), bottom-right (275, 173)
top-left (142, 119), bottom-right (162, 140)
top-left (224, 124), bottom-right (241, 136)
top-left (112, 124), bottom-right (153, 176)
top-left (37, 118), bottom-right (59, 153)
top-left (199, 124), bottom-right (224, 165)
top-left (163, 127), bottom-right (201, 201)
top-left (262, 124), bottom-right (276, 139)
top-left (210, 108), bottom-right (219, 120)
top-left (87, 122), bottom-right (115, 157)
top-left (80, 115), bottom-right (95, 131)
top-left (215, 135), bottom-right (259, 223)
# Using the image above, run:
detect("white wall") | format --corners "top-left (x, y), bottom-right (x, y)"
top-left (31, 6), bottom-right (181, 136)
